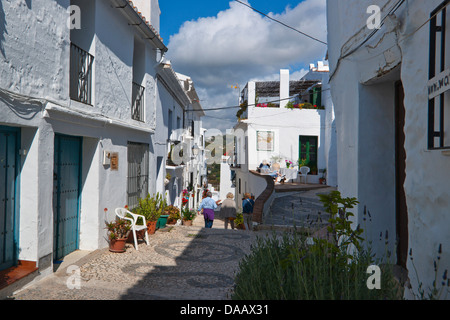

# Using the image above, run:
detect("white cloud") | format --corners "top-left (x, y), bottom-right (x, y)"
top-left (166, 0), bottom-right (327, 131)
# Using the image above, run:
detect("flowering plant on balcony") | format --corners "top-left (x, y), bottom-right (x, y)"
top-left (256, 102), bottom-right (279, 108)
top-left (285, 102), bottom-right (324, 110)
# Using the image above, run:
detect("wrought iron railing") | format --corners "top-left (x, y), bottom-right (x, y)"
top-left (132, 82), bottom-right (145, 122)
top-left (70, 43), bottom-right (94, 105)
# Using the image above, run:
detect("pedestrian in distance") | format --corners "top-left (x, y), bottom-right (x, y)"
top-left (220, 192), bottom-right (237, 230)
top-left (197, 191), bottom-right (220, 228)
top-left (242, 192), bottom-right (254, 231)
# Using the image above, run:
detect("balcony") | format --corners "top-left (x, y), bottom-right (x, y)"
top-left (70, 43), bottom-right (94, 105)
top-left (132, 82), bottom-right (145, 122)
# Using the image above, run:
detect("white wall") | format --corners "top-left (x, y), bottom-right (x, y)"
top-left (0, 0), bottom-right (162, 274)
top-left (327, 0), bottom-right (450, 298)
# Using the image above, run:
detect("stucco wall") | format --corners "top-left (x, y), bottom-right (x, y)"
top-left (327, 0), bottom-right (450, 298)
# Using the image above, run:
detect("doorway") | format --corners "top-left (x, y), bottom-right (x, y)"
top-left (395, 81), bottom-right (408, 268)
top-left (53, 134), bottom-right (82, 261)
top-left (0, 126), bottom-right (20, 271)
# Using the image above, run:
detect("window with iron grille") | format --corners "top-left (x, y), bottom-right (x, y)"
top-left (428, 0), bottom-right (450, 149)
top-left (132, 82), bottom-right (145, 122)
top-left (127, 142), bottom-right (149, 209)
top-left (70, 43), bottom-right (94, 105)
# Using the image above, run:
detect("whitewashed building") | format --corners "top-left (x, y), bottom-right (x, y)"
top-left (231, 65), bottom-right (337, 216)
top-left (0, 0), bottom-right (204, 295)
top-left (327, 0), bottom-right (449, 299)
top-left (154, 63), bottom-right (206, 209)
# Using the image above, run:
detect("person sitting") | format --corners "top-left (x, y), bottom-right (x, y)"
top-left (259, 160), bottom-right (270, 174)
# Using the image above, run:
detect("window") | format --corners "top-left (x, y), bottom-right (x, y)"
top-left (168, 109), bottom-right (173, 140)
top-left (309, 86), bottom-right (322, 106)
top-left (70, 43), bottom-right (93, 105)
top-left (127, 142), bottom-right (149, 209)
top-left (428, 0), bottom-right (450, 149)
top-left (256, 131), bottom-right (274, 151)
top-left (132, 82), bottom-right (145, 122)
top-left (299, 135), bottom-right (318, 174)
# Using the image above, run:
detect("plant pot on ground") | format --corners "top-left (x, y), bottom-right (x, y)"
top-left (165, 205), bottom-right (181, 224)
top-left (132, 192), bottom-right (167, 234)
top-left (182, 207), bottom-right (196, 226)
top-left (235, 213), bottom-right (245, 229)
top-left (106, 218), bottom-right (131, 253)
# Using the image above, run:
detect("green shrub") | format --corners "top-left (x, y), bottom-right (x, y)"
top-left (231, 233), bottom-right (399, 300)
top-left (232, 191), bottom-right (400, 300)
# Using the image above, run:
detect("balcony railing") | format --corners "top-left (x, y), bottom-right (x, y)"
top-left (70, 43), bottom-right (94, 105)
top-left (132, 82), bottom-right (145, 122)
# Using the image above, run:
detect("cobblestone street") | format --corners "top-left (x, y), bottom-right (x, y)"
top-left (10, 218), bottom-right (267, 300)
top-left (9, 188), bottom-right (333, 300)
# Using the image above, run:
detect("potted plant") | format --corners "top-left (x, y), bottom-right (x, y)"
top-left (106, 218), bottom-right (131, 253)
top-left (181, 207), bottom-right (196, 226)
top-left (235, 212), bottom-right (245, 230)
top-left (133, 192), bottom-right (167, 234)
top-left (319, 168), bottom-right (327, 185)
top-left (164, 173), bottom-right (171, 186)
top-left (285, 159), bottom-right (293, 168)
top-left (165, 205), bottom-right (181, 224)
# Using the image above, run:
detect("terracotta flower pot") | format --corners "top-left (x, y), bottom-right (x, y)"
top-left (182, 220), bottom-right (193, 226)
top-left (147, 220), bottom-right (157, 234)
top-left (109, 238), bottom-right (127, 253)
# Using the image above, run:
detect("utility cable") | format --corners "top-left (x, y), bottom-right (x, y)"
top-left (233, 0), bottom-right (327, 45)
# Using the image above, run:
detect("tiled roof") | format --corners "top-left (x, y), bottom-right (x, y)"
top-left (127, 0), bottom-right (163, 42)
top-left (110, 0), bottom-right (167, 52)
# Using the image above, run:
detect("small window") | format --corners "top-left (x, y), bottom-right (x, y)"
top-left (428, 1), bottom-right (450, 150)
top-left (70, 43), bottom-right (94, 105)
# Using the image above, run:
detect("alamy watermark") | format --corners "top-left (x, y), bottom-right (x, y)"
top-left (366, 265), bottom-right (381, 289)
top-left (66, 265), bottom-right (81, 290)
top-left (67, 5), bottom-right (81, 30)
top-left (367, 5), bottom-right (381, 30)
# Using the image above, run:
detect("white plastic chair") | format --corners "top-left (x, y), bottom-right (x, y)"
top-left (115, 208), bottom-right (149, 250)
top-left (299, 166), bottom-right (310, 184)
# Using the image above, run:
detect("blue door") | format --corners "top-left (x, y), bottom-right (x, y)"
top-left (53, 134), bottom-right (82, 261)
top-left (0, 126), bottom-right (20, 271)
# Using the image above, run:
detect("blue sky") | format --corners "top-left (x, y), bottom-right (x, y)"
top-left (157, 0), bottom-right (327, 130)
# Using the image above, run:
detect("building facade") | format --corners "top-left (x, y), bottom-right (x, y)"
top-left (327, 0), bottom-right (449, 298)
top-left (0, 0), bottom-right (204, 294)
top-left (231, 66), bottom-right (337, 212)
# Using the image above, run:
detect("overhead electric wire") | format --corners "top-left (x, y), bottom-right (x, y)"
top-left (197, 86), bottom-right (332, 112)
top-left (329, 0), bottom-right (406, 81)
top-left (233, 0), bottom-right (327, 45)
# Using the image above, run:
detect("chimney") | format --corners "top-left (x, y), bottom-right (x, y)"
top-left (131, 0), bottom-right (160, 32)
top-left (280, 69), bottom-right (289, 108)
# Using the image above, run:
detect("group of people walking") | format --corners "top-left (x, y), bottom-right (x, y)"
top-left (196, 191), bottom-right (254, 230)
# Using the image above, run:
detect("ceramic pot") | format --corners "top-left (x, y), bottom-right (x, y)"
top-left (109, 238), bottom-right (127, 253)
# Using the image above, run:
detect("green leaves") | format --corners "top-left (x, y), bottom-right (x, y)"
top-left (133, 192), bottom-right (167, 222)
